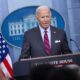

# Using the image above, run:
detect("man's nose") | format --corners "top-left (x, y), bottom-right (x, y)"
top-left (44, 17), bottom-right (48, 21)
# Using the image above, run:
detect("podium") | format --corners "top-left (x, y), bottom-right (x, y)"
top-left (13, 53), bottom-right (80, 80)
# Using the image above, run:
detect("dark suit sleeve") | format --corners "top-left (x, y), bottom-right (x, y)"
top-left (61, 31), bottom-right (72, 54)
top-left (19, 31), bottom-right (31, 59)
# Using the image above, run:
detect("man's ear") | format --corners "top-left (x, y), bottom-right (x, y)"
top-left (36, 15), bottom-right (38, 20)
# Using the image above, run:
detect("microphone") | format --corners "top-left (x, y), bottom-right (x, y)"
top-left (70, 38), bottom-right (80, 52)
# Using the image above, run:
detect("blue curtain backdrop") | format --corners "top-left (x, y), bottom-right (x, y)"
top-left (0, 0), bottom-right (80, 63)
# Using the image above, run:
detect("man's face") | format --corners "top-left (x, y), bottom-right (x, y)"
top-left (36, 8), bottom-right (51, 29)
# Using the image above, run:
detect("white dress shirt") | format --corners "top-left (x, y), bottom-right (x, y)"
top-left (39, 26), bottom-right (51, 48)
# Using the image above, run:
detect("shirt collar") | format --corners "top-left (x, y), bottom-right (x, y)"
top-left (39, 25), bottom-right (50, 33)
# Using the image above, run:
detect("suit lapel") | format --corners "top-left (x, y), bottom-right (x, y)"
top-left (35, 26), bottom-right (58, 55)
top-left (35, 27), bottom-right (44, 50)
top-left (50, 26), bottom-right (57, 53)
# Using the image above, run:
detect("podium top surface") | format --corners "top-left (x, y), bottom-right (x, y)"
top-left (20, 53), bottom-right (80, 62)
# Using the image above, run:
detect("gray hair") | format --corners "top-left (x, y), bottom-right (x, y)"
top-left (36, 6), bottom-right (51, 16)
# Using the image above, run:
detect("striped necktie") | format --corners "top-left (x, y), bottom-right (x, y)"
top-left (44, 31), bottom-right (51, 55)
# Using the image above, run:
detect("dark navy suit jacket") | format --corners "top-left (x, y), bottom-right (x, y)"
top-left (19, 26), bottom-right (72, 59)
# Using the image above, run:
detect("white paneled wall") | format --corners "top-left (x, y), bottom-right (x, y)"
top-left (67, 0), bottom-right (80, 52)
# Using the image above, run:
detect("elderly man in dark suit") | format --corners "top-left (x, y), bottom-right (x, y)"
top-left (19, 6), bottom-right (72, 59)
